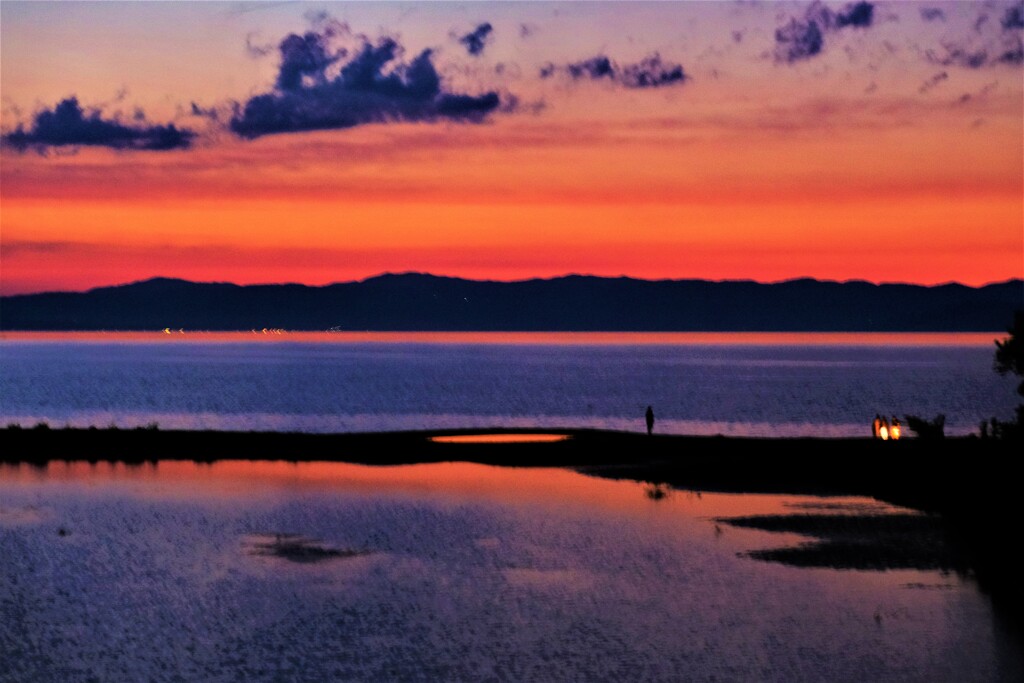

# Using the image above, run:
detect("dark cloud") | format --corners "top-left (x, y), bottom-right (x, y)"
top-left (276, 31), bottom-right (342, 91)
top-left (774, 1), bottom-right (875, 64)
top-left (541, 53), bottom-right (687, 88)
top-left (929, 45), bottom-right (992, 69)
top-left (619, 54), bottom-right (686, 88)
top-left (834, 1), bottom-right (875, 28)
top-left (928, 38), bottom-right (1023, 68)
top-left (775, 17), bottom-right (825, 62)
top-left (566, 56), bottom-right (616, 81)
top-left (924, 2), bottom-right (1023, 69)
top-left (459, 23), bottom-right (493, 56)
top-left (230, 30), bottom-right (503, 139)
top-left (919, 7), bottom-right (946, 23)
top-left (1003, 2), bottom-right (1024, 30)
top-left (2, 97), bottom-right (194, 152)
top-left (956, 80), bottom-right (1001, 104)
top-left (918, 71), bottom-right (948, 94)
top-left (997, 41), bottom-right (1024, 63)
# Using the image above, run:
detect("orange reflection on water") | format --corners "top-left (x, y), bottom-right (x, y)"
top-left (0, 460), bottom-right (898, 521)
top-left (0, 331), bottom-right (1002, 346)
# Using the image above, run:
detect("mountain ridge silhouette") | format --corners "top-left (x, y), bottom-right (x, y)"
top-left (3, 273), bottom-right (1020, 331)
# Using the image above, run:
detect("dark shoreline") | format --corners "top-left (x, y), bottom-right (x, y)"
top-left (3, 426), bottom-right (1021, 626)
top-left (1, 425), bottom-right (1017, 503)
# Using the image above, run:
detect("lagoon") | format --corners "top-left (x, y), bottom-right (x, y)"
top-left (1, 460), bottom-right (1020, 682)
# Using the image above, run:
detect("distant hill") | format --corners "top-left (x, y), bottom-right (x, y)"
top-left (1, 274), bottom-right (1021, 331)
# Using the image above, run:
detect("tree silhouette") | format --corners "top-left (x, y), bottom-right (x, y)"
top-left (905, 414), bottom-right (945, 440)
top-left (995, 312), bottom-right (1024, 392)
top-left (988, 311), bottom-right (1023, 440)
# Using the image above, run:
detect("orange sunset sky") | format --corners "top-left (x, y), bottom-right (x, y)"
top-left (1, 0), bottom-right (1022, 294)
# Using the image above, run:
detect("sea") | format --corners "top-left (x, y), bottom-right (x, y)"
top-left (3, 332), bottom-right (1022, 680)
top-left (0, 332), bottom-right (1015, 437)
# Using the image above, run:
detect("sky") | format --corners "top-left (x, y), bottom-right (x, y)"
top-left (1, 0), bottom-right (1021, 294)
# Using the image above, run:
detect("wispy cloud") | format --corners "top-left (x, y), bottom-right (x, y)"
top-left (245, 31), bottom-right (275, 58)
top-left (927, 44), bottom-right (1022, 68)
top-left (540, 53), bottom-right (687, 88)
top-left (925, 1), bottom-right (1023, 68)
top-left (918, 71), bottom-right (948, 94)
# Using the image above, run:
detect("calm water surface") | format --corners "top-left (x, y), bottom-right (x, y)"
top-left (1, 461), bottom-right (1020, 682)
top-left (0, 332), bottom-right (1013, 436)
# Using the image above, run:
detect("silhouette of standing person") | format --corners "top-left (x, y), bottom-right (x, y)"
top-left (645, 406), bottom-right (655, 435)
top-left (890, 416), bottom-right (901, 440)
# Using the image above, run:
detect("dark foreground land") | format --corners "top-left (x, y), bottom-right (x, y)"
top-left (2, 425), bottom-right (1016, 506)
top-left (2, 426), bottom-right (1021, 626)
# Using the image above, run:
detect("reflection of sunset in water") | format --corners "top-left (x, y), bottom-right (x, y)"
top-left (0, 460), bottom-right (908, 522)
top-left (1, 459), bottom-right (1015, 681)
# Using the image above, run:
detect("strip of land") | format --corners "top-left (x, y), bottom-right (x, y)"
top-left (1, 425), bottom-right (1016, 513)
